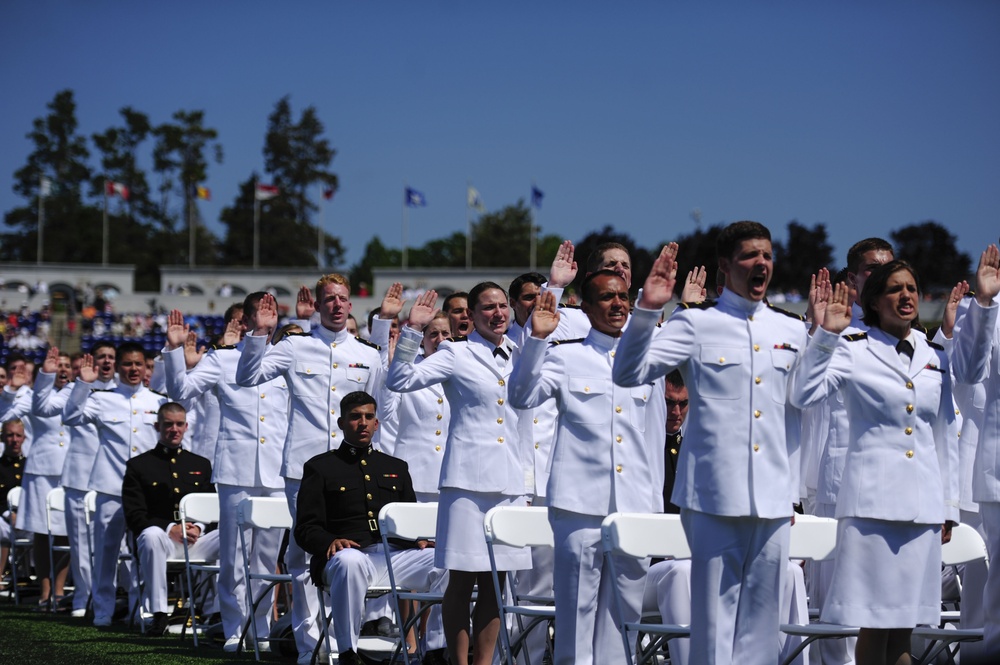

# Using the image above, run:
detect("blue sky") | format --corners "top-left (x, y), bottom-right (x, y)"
top-left (1, 1), bottom-right (998, 271)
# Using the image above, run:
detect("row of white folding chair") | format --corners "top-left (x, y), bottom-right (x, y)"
top-left (44, 486), bottom-right (73, 612)
top-left (178, 492), bottom-right (222, 644)
top-left (5, 486), bottom-right (34, 604)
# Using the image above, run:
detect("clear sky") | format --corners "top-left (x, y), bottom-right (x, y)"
top-left (1, 1), bottom-right (998, 272)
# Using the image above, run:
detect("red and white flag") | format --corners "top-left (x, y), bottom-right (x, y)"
top-left (105, 180), bottom-right (129, 200)
top-left (255, 183), bottom-right (279, 201)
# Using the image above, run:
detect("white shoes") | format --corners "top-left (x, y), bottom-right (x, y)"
top-left (223, 637), bottom-right (242, 653)
top-left (71, 608), bottom-right (87, 618)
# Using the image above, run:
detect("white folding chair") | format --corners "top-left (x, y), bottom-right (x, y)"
top-left (6, 486), bottom-right (34, 605)
top-left (484, 505), bottom-right (556, 665)
top-left (236, 497), bottom-right (293, 661)
top-left (377, 502), bottom-right (443, 665)
top-left (601, 512), bottom-right (691, 665)
top-left (912, 523), bottom-right (989, 664)
top-left (178, 492), bottom-right (221, 645)
top-left (45, 486), bottom-right (72, 612)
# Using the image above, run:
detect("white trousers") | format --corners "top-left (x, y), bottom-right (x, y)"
top-left (136, 525), bottom-right (220, 613)
top-left (218, 484), bottom-right (284, 642)
top-left (285, 478), bottom-right (321, 656)
top-left (549, 508), bottom-right (647, 665)
top-left (322, 543), bottom-right (447, 653)
top-left (64, 488), bottom-right (93, 612)
top-left (975, 502), bottom-right (1000, 662)
top-left (680, 510), bottom-right (789, 665)
top-left (91, 493), bottom-right (134, 623)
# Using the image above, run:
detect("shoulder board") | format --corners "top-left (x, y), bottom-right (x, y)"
top-left (557, 303), bottom-right (582, 310)
top-left (212, 343), bottom-right (237, 351)
top-left (450, 336), bottom-right (469, 343)
top-left (287, 331), bottom-right (311, 338)
top-left (549, 338), bottom-right (584, 346)
top-left (678, 299), bottom-right (718, 310)
top-left (843, 332), bottom-right (868, 342)
top-left (355, 336), bottom-right (381, 351)
top-left (927, 340), bottom-right (944, 351)
top-left (766, 303), bottom-right (805, 321)
top-left (91, 388), bottom-right (115, 393)
top-left (915, 324), bottom-right (929, 336)
top-left (964, 290), bottom-right (976, 299)
top-left (149, 389), bottom-right (168, 398)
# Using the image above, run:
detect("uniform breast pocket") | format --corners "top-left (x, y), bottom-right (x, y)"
top-left (628, 385), bottom-right (651, 433)
top-left (698, 346), bottom-right (746, 400)
top-left (566, 377), bottom-right (611, 423)
top-left (769, 348), bottom-right (797, 404)
top-left (224, 371), bottom-right (255, 405)
top-left (141, 413), bottom-right (158, 427)
top-left (376, 475), bottom-right (405, 499)
top-left (915, 368), bottom-right (944, 417)
top-left (346, 366), bottom-right (371, 386)
top-left (293, 362), bottom-right (324, 397)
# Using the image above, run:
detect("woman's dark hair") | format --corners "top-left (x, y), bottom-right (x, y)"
top-left (860, 260), bottom-right (921, 330)
top-left (468, 281), bottom-right (507, 310)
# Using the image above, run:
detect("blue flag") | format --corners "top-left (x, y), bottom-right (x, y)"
top-left (405, 187), bottom-right (427, 207)
top-left (531, 185), bottom-right (544, 209)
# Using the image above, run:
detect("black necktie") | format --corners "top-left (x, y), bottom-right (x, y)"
top-left (896, 339), bottom-right (913, 360)
top-left (493, 346), bottom-right (509, 361)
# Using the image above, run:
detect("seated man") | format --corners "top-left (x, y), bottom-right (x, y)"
top-left (0, 418), bottom-right (27, 571)
top-left (122, 402), bottom-right (219, 636)
top-left (294, 391), bottom-right (447, 665)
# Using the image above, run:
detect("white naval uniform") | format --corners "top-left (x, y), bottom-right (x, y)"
top-left (236, 325), bottom-right (383, 657)
top-left (510, 328), bottom-right (663, 665)
top-left (0, 385), bottom-right (32, 455)
top-left (791, 327), bottom-right (959, 627)
top-left (386, 327), bottom-right (531, 572)
top-left (62, 380), bottom-right (167, 624)
top-left (951, 297), bottom-right (1000, 657)
top-left (164, 343), bottom-right (289, 644)
top-left (613, 288), bottom-right (807, 665)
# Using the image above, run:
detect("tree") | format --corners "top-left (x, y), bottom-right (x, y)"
top-left (349, 235), bottom-right (402, 292)
top-left (670, 223), bottom-right (726, 297)
top-left (771, 221), bottom-right (834, 295)
top-left (890, 221), bottom-right (972, 292)
top-left (470, 201), bottom-right (560, 269)
top-left (2, 89), bottom-right (97, 262)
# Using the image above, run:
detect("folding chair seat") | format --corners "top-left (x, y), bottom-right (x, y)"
top-left (237, 497), bottom-right (294, 661)
top-left (44, 486), bottom-right (73, 612)
top-left (484, 505), bottom-right (556, 665)
top-left (601, 512), bottom-right (691, 665)
top-left (5, 486), bottom-right (34, 604)
top-left (178, 492), bottom-right (221, 645)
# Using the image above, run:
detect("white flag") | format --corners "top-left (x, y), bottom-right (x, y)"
top-left (40, 177), bottom-right (52, 197)
top-left (467, 186), bottom-right (485, 212)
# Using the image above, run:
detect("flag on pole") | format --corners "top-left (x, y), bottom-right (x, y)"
top-left (40, 177), bottom-right (52, 198)
top-left (467, 186), bottom-right (485, 212)
top-left (196, 186), bottom-right (211, 201)
top-left (405, 187), bottom-right (427, 207)
top-left (531, 185), bottom-right (544, 209)
top-left (322, 187), bottom-right (335, 200)
top-left (105, 180), bottom-right (130, 200)
top-left (255, 183), bottom-right (279, 200)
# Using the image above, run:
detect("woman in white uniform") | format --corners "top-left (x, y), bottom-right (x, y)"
top-left (387, 282), bottom-right (530, 665)
top-left (791, 260), bottom-right (959, 665)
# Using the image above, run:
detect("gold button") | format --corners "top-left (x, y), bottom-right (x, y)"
top-left (905, 450), bottom-right (914, 458)
top-left (332, 433), bottom-right (338, 438)
top-left (955, 409), bottom-right (961, 415)
top-left (615, 465), bottom-right (623, 473)
top-left (437, 414), bottom-right (443, 420)
top-left (306, 369), bottom-right (312, 374)
top-left (260, 416), bottom-right (265, 421)
top-left (331, 386), bottom-right (337, 392)
top-left (59, 442), bottom-right (64, 447)
top-left (260, 394), bottom-right (266, 399)
top-left (533, 418), bottom-right (538, 424)
top-left (367, 511), bottom-right (374, 517)
top-left (436, 397), bottom-right (444, 404)
top-left (753, 444), bottom-right (760, 452)
top-left (340, 486), bottom-right (346, 491)
top-left (170, 458), bottom-right (176, 463)
top-left (435, 445), bottom-right (441, 451)
top-left (333, 363), bottom-right (338, 369)
top-left (435, 430), bottom-right (441, 436)
top-left (670, 448), bottom-right (677, 455)
top-left (366, 493), bottom-right (372, 500)
top-left (497, 418), bottom-right (503, 424)
top-left (360, 459), bottom-right (367, 466)
top-left (132, 427), bottom-right (138, 433)
top-left (172, 472), bottom-right (178, 478)
top-left (534, 443), bottom-right (539, 449)
top-left (905, 427), bottom-right (913, 435)
top-left (132, 409), bottom-right (137, 415)
top-left (906, 381), bottom-right (913, 389)
top-left (616, 435), bottom-right (623, 443)
top-left (610, 351), bottom-right (615, 358)
top-left (497, 437), bottom-right (504, 443)
top-left (615, 406), bottom-right (622, 413)
top-left (365, 474), bottom-right (370, 481)
top-left (173, 487), bottom-right (180, 494)
top-left (131, 394), bottom-right (136, 399)
top-left (584, 387), bottom-right (590, 393)
top-left (754, 410), bottom-right (761, 418)
top-left (753, 344), bottom-right (760, 352)
top-left (497, 398), bottom-right (504, 405)
top-left (132, 446), bottom-right (138, 452)
top-left (719, 357), bottom-right (725, 364)
top-left (906, 404), bottom-right (914, 413)
top-left (260, 437), bottom-right (266, 443)
top-left (331, 409), bottom-right (336, 414)
top-left (331, 342), bottom-right (337, 348)
top-left (498, 379), bottom-right (505, 386)
top-left (748, 315), bottom-right (754, 321)
top-left (755, 377), bottom-right (762, 385)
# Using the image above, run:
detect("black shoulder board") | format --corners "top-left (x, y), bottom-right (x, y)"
top-left (843, 332), bottom-right (868, 342)
top-left (549, 338), bottom-right (584, 346)
top-left (150, 389), bottom-right (168, 398)
top-left (287, 331), bottom-right (311, 337)
top-left (927, 340), bottom-right (944, 351)
top-left (678, 299), bottom-right (718, 310)
top-left (557, 303), bottom-right (582, 310)
top-left (965, 290), bottom-right (976, 299)
top-left (91, 388), bottom-right (114, 393)
top-left (766, 303), bottom-right (805, 321)
top-left (212, 343), bottom-right (237, 351)
top-left (355, 336), bottom-right (381, 351)
top-left (450, 336), bottom-right (469, 343)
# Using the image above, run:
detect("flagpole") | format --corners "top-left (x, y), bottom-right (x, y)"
top-left (188, 186), bottom-right (196, 268)
top-left (37, 174), bottom-right (44, 265)
top-left (102, 178), bottom-right (109, 266)
top-left (402, 182), bottom-right (409, 270)
top-left (465, 181), bottom-right (472, 270)
top-left (530, 183), bottom-right (538, 270)
top-left (253, 179), bottom-right (260, 269)
top-left (318, 186), bottom-right (324, 269)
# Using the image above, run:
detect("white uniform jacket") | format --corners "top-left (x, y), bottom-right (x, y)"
top-left (612, 288), bottom-right (807, 519)
top-left (25, 372), bottom-right (71, 477)
top-left (63, 381), bottom-right (168, 497)
top-left (0, 385), bottom-right (33, 455)
top-left (509, 329), bottom-right (663, 515)
top-left (235, 326), bottom-right (382, 481)
top-left (791, 327), bottom-right (960, 524)
top-left (387, 327), bottom-right (526, 496)
top-left (164, 344), bottom-right (287, 489)
top-left (39, 375), bottom-right (115, 492)
top-left (951, 298), bottom-right (1000, 502)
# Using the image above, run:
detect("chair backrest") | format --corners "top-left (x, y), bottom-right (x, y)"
top-left (179, 492), bottom-right (220, 525)
top-left (83, 490), bottom-right (97, 525)
top-left (237, 497), bottom-right (292, 530)
top-left (600, 512), bottom-right (691, 559)
top-left (7, 485), bottom-right (22, 512)
top-left (378, 502), bottom-right (438, 541)
top-left (942, 523), bottom-right (989, 567)
top-left (484, 506), bottom-right (553, 549)
top-left (788, 514), bottom-right (838, 562)
top-left (46, 486), bottom-right (66, 513)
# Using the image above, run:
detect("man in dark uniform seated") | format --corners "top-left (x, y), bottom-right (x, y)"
top-left (122, 402), bottom-right (219, 636)
top-left (0, 418), bottom-right (27, 575)
top-left (294, 391), bottom-right (447, 665)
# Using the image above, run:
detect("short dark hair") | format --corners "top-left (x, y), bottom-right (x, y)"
top-left (242, 292), bottom-right (267, 320)
top-left (586, 242), bottom-right (630, 273)
top-left (116, 341), bottom-right (145, 361)
top-left (716, 221), bottom-right (771, 262)
top-left (847, 238), bottom-right (893, 275)
top-left (831, 267), bottom-right (851, 286)
top-left (157, 401), bottom-right (187, 423)
top-left (89, 340), bottom-right (116, 357)
top-left (442, 292), bottom-right (469, 313)
top-left (509, 272), bottom-right (546, 300)
top-left (340, 391), bottom-right (377, 415)
top-left (581, 269), bottom-right (625, 304)
top-left (223, 303), bottom-right (244, 325)
top-left (468, 282), bottom-right (507, 310)
top-left (860, 260), bottom-right (920, 330)
top-left (4, 353), bottom-right (26, 370)
top-left (666, 369), bottom-right (685, 389)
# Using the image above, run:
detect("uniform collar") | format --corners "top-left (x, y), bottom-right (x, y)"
top-left (155, 442), bottom-right (184, 456)
top-left (719, 288), bottom-right (766, 317)
top-left (313, 325), bottom-right (352, 345)
top-left (586, 327), bottom-right (620, 352)
top-left (115, 382), bottom-right (147, 397)
top-left (336, 442), bottom-right (374, 461)
top-left (469, 329), bottom-right (516, 354)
